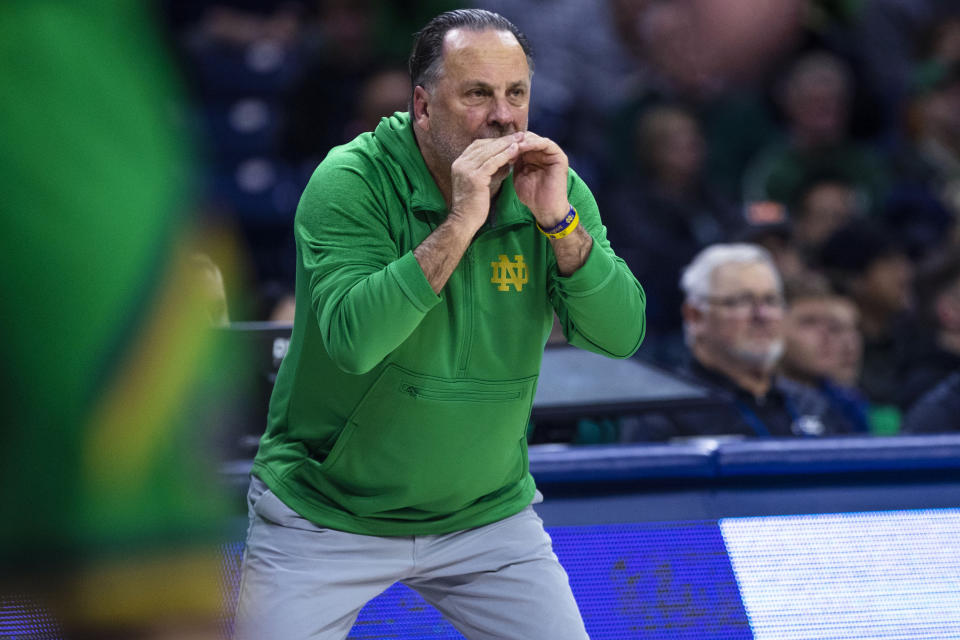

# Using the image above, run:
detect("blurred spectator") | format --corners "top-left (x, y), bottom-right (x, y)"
top-left (606, 0), bottom-right (799, 198)
top-left (850, 0), bottom-right (960, 143)
top-left (373, 0), bottom-right (468, 62)
top-left (897, 249), bottom-right (960, 410)
top-left (170, 2), bottom-right (423, 317)
top-left (269, 295), bottom-right (297, 323)
top-left (604, 105), bottom-right (742, 366)
top-left (258, 279), bottom-right (297, 323)
top-left (737, 200), bottom-right (810, 283)
top-left (887, 57), bottom-right (960, 254)
top-left (779, 276), bottom-right (871, 433)
top-left (902, 371), bottom-right (960, 434)
top-left (171, 3), bottom-right (308, 308)
top-left (280, 0), bottom-right (389, 168)
top-left (743, 50), bottom-right (888, 212)
top-left (621, 244), bottom-right (855, 441)
top-left (818, 221), bottom-right (913, 416)
top-left (345, 67), bottom-right (410, 138)
top-left (790, 172), bottom-right (865, 260)
top-left (179, 2), bottom-right (304, 50)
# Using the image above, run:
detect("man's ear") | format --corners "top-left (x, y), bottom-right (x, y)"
top-left (412, 86), bottom-right (430, 130)
top-left (936, 289), bottom-right (960, 330)
top-left (681, 301), bottom-right (703, 331)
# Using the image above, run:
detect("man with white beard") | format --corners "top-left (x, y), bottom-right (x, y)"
top-left (622, 243), bottom-right (854, 441)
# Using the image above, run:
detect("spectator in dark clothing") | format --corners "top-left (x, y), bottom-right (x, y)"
top-left (779, 276), bottom-right (871, 433)
top-left (742, 51), bottom-right (888, 212)
top-left (906, 27), bottom-right (960, 224)
top-left (897, 250), bottom-right (960, 410)
top-left (604, 0), bottom-right (797, 200)
top-left (620, 243), bottom-right (856, 441)
top-left (736, 200), bottom-right (811, 284)
top-left (902, 371), bottom-right (960, 434)
top-left (790, 173), bottom-right (866, 264)
top-left (849, 0), bottom-right (960, 143)
top-left (886, 58), bottom-right (960, 257)
top-left (818, 221), bottom-right (914, 410)
top-left (604, 105), bottom-right (743, 366)
top-left (279, 0), bottom-right (390, 169)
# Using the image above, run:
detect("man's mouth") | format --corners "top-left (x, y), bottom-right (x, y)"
top-left (478, 126), bottom-right (517, 139)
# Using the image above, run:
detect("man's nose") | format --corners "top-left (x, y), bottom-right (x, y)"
top-left (488, 95), bottom-right (515, 128)
top-left (751, 301), bottom-right (783, 322)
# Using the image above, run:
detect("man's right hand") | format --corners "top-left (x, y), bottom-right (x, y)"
top-left (448, 132), bottom-right (524, 234)
top-left (414, 132), bottom-right (523, 294)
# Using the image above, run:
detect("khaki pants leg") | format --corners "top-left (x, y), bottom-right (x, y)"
top-left (405, 504), bottom-right (589, 640)
top-left (233, 477), bottom-right (412, 640)
top-left (233, 478), bottom-right (588, 640)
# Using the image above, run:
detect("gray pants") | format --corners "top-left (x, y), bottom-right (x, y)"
top-left (234, 477), bottom-right (589, 640)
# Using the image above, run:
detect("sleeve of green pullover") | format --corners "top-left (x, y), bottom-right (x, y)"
top-left (296, 156), bottom-right (442, 375)
top-left (548, 171), bottom-right (646, 359)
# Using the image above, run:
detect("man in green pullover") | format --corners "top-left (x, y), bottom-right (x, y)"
top-left (236, 9), bottom-right (646, 639)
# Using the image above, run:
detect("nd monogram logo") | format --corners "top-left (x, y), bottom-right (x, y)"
top-left (490, 254), bottom-right (528, 292)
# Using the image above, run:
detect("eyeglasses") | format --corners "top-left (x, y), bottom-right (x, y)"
top-left (701, 293), bottom-right (785, 313)
top-left (794, 315), bottom-right (859, 335)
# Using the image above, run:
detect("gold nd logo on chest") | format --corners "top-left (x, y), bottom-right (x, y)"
top-left (490, 254), bottom-right (528, 292)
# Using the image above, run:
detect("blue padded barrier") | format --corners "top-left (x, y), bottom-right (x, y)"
top-left (713, 434), bottom-right (960, 477)
top-left (527, 442), bottom-right (716, 484)
top-left (221, 444), bottom-right (718, 492)
top-left (223, 435), bottom-right (960, 491)
top-left (526, 434), bottom-right (960, 486)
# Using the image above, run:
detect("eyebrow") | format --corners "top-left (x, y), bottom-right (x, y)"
top-left (715, 290), bottom-right (782, 297)
top-left (460, 79), bottom-right (529, 91)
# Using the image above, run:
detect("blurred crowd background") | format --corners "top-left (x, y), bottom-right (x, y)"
top-left (162, 0), bottom-right (960, 435)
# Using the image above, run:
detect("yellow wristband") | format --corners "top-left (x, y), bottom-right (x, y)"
top-left (537, 206), bottom-right (579, 239)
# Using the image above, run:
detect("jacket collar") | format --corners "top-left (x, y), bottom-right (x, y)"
top-left (374, 112), bottom-right (446, 213)
top-left (686, 358), bottom-right (786, 407)
top-left (490, 173), bottom-right (534, 228)
top-left (374, 112), bottom-right (534, 228)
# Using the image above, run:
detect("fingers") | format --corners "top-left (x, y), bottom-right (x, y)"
top-left (510, 131), bottom-right (570, 224)
top-left (456, 132), bottom-right (523, 173)
top-left (456, 131), bottom-right (561, 171)
top-left (515, 131), bottom-right (565, 164)
top-left (449, 133), bottom-right (524, 229)
top-left (479, 140), bottom-right (521, 176)
top-left (451, 130), bottom-right (566, 184)
top-left (514, 130), bottom-right (557, 153)
top-left (451, 134), bottom-right (523, 202)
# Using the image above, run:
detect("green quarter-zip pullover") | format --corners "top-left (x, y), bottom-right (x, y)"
top-left (253, 112), bottom-right (645, 535)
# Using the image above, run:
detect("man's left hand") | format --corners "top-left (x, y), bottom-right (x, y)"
top-left (513, 132), bottom-right (570, 228)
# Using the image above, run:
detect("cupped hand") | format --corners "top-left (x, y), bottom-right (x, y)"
top-left (513, 131), bottom-right (570, 228)
top-left (449, 133), bottom-right (523, 233)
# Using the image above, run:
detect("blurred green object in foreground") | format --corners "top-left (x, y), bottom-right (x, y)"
top-left (0, 0), bottom-right (242, 633)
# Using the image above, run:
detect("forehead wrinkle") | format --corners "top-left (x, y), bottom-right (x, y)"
top-left (440, 28), bottom-right (529, 86)
top-left (711, 262), bottom-right (779, 296)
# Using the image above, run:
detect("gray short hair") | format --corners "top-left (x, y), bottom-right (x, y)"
top-left (680, 243), bottom-right (781, 303)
